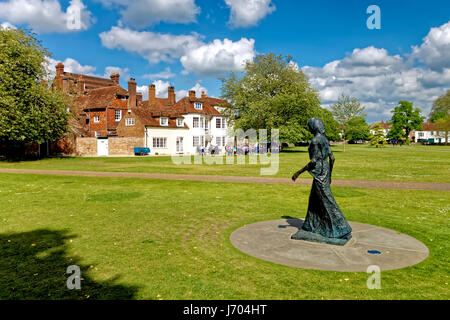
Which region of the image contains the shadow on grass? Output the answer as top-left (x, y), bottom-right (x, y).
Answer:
top-left (0, 229), bottom-right (139, 300)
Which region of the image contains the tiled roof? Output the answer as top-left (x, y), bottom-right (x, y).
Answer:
top-left (73, 85), bottom-right (129, 112)
top-left (132, 108), bottom-right (188, 129)
top-left (66, 73), bottom-right (115, 85)
top-left (141, 99), bottom-right (171, 112)
top-left (421, 121), bottom-right (440, 131)
top-left (173, 97), bottom-right (227, 116)
top-left (202, 96), bottom-right (231, 107)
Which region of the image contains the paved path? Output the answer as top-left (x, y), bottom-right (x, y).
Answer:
top-left (0, 168), bottom-right (449, 191)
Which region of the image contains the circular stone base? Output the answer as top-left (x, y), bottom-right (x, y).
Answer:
top-left (230, 219), bottom-right (429, 272)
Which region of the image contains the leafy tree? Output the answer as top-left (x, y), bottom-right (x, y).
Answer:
top-left (388, 101), bottom-right (424, 144)
top-left (386, 124), bottom-right (404, 141)
top-left (220, 53), bottom-right (337, 143)
top-left (345, 117), bottom-right (371, 142)
top-left (331, 93), bottom-right (366, 151)
top-left (370, 123), bottom-right (387, 148)
top-left (318, 108), bottom-right (340, 141)
top-left (430, 90), bottom-right (450, 145)
top-left (0, 28), bottom-right (68, 156)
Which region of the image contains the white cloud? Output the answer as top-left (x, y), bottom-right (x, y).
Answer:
top-left (0, 22), bottom-right (16, 29)
top-left (100, 26), bottom-right (256, 77)
top-left (0, 0), bottom-right (94, 33)
top-left (411, 21), bottom-right (450, 71)
top-left (180, 38), bottom-right (256, 77)
top-left (97, 0), bottom-right (200, 28)
top-left (100, 26), bottom-right (203, 64)
top-left (137, 81), bottom-right (208, 101)
top-left (137, 80), bottom-right (170, 100)
top-left (143, 67), bottom-right (175, 80)
top-left (225, 0), bottom-right (275, 28)
top-left (176, 82), bottom-right (208, 99)
top-left (45, 58), bottom-right (134, 88)
top-left (104, 66), bottom-right (130, 81)
top-left (136, 85), bottom-right (149, 100)
top-left (44, 57), bottom-right (97, 79)
top-left (302, 36), bottom-right (450, 122)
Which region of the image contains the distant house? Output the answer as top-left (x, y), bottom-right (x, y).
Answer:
top-left (51, 62), bottom-right (232, 156)
top-left (414, 121), bottom-right (448, 144)
top-left (370, 120), bottom-right (391, 137)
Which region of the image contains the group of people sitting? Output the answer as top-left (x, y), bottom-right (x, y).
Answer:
top-left (196, 141), bottom-right (280, 156)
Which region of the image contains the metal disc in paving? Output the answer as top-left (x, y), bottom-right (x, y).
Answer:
top-left (230, 219), bottom-right (429, 272)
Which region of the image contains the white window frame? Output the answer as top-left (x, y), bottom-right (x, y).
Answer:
top-left (193, 136), bottom-right (199, 147)
top-left (115, 109), bottom-right (122, 122)
top-left (93, 116), bottom-right (100, 123)
top-left (125, 118), bottom-right (135, 126)
top-left (177, 118), bottom-right (184, 127)
top-left (193, 117), bottom-right (199, 128)
top-left (160, 117), bottom-right (168, 126)
top-left (153, 137), bottom-right (167, 148)
top-left (176, 137), bottom-right (183, 153)
top-left (216, 136), bottom-right (221, 146)
top-left (194, 102), bottom-right (203, 110)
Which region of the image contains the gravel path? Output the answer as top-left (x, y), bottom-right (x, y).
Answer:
top-left (0, 168), bottom-right (449, 191)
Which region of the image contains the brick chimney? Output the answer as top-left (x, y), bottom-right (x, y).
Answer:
top-left (148, 84), bottom-right (156, 105)
top-left (201, 91), bottom-right (207, 98)
top-left (128, 78), bottom-right (137, 108)
top-left (56, 62), bottom-right (64, 77)
top-left (110, 72), bottom-right (120, 85)
top-left (168, 86), bottom-right (175, 105)
top-left (77, 75), bottom-right (85, 92)
top-left (189, 90), bottom-right (196, 99)
top-left (137, 92), bottom-right (143, 106)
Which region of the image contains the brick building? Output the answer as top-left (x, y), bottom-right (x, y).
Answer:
top-left (52, 62), bottom-right (231, 156)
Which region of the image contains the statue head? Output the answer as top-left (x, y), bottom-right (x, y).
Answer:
top-left (308, 118), bottom-right (326, 135)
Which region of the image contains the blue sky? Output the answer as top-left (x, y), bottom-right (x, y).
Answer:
top-left (1, 0), bottom-right (449, 122)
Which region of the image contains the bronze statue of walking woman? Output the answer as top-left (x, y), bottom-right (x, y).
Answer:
top-left (291, 118), bottom-right (352, 245)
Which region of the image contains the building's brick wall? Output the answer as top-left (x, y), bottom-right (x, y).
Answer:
top-left (107, 108), bottom-right (120, 129)
top-left (116, 110), bottom-right (145, 138)
top-left (109, 137), bottom-right (144, 156)
top-left (76, 137), bottom-right (97, 156)
top-left (85, 109), bottom-right (107, 137)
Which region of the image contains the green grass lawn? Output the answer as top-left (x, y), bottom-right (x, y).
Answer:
top-left (1, 144), bottom-right (449, 183)
top-left (1, 173), bottom-right (448, 300)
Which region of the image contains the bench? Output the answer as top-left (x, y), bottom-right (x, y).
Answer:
top-left (134, 147), bottom-right (150, 156)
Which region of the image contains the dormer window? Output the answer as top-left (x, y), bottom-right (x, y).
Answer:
top-left (177, 118), bottom-right (184, 127)
top-left (194, 102), bottom-right (203, 110)
top-left (160, 117), bottom-right (168, 126)
top-left (93, 116), bottom-right (100, 123)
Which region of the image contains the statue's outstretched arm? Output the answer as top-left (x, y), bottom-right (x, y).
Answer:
top-left (292, 160), bottom-right (316, 182)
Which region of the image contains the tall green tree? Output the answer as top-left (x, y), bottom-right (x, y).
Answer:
top-left (430, 90), bottom-right (450, 145)
top-left (220, 53), bottom-right (336, 142)
top-left (331, 93), bottom-right (366, 151)
top-left (370, 123), bottom-right (387, 148)
top-left (0, 28), bottom-right (68, 154)
top-left (388, 101), bottom-right (424, 144)
top-left (345, 117), bottom-right (371, 142)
